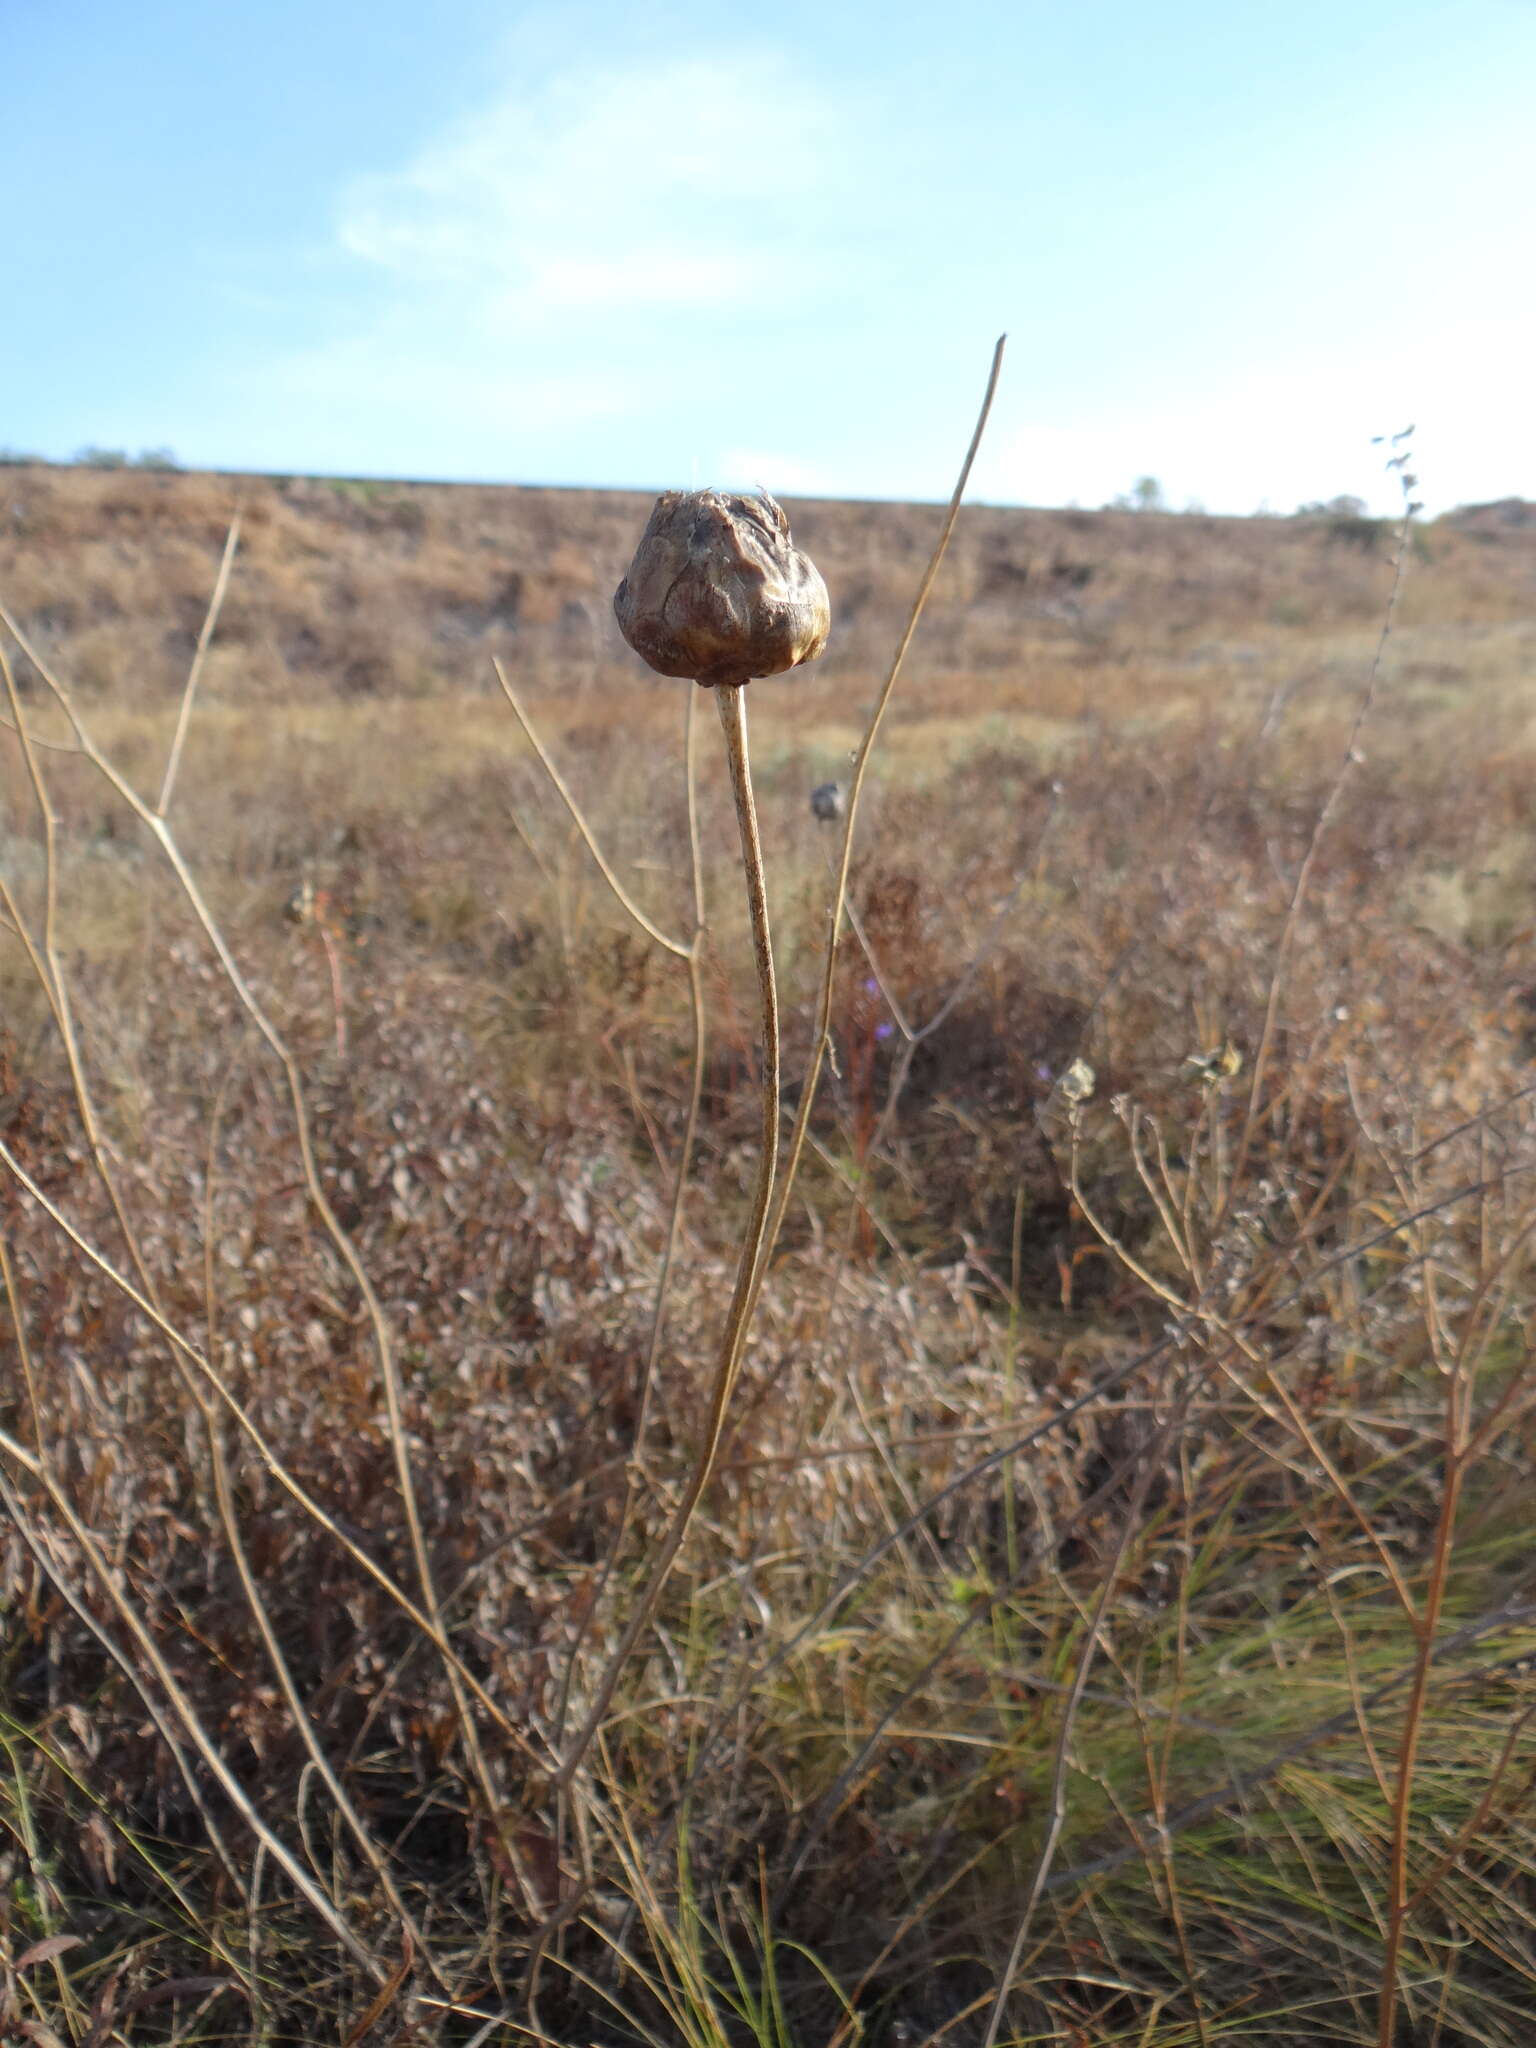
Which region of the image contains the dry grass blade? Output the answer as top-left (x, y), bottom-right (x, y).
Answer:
top-left (0, 1461), bottom-right (378, 1976)
top-left (0, 598), bottom-right (534, 1903)
top-left (750, 331), bottom-right (1005, 1310)
top-left (157, 512), bottom-right (240, 818)
top-left (0, 1132), bottom-right (550, 1767)
top-left (981, 1405), bottom-right (1175, 2048)
top-left (493, 655), bottom-right (690, 958)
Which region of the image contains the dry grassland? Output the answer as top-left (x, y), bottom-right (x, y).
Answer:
top-left (3, 458), bottom-right (1536, 2044)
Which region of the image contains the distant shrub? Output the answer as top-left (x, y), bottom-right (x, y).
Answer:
top-left (1294, 493), bottom-right (1389, 553)
top-left (1325, 509), bottom-right (1389, 551)
top-left (325, 476), bottom-right (391, 504)
top-left (1110, 474), bottom-right (1167, 512)
top-left (70, 445), bottom-right (182, 471)
top-left (1296, 493), bottom-right (1368, 519)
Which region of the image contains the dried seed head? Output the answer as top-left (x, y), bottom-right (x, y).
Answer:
top-left (614, 489), bottom-right (830, 689)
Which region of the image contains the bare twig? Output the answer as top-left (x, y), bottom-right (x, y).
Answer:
top-left (493, 656), bottom-right (689, 958)
top-left (157, 513), bottom-right (240, 818)
top-left (749, 334), bottom-right (1006, 1308)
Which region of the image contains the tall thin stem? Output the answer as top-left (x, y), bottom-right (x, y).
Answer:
top-left (747, 334), bottom-right (1004, 1315)
top-left (554, 681), bottom-right (778, 1790)
top-left (715, 683), bottom-right (781, 1314)
top-left (493, 656), bottom-right (689, 958)
top-left (158, 513), bottom-right (240, 818)
top-left (550, 687), bottom-right (710, 1750)
top-left (634, 684), bottom-right (710, 1453)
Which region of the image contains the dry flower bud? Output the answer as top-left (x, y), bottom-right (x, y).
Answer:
top-left (614, 489), bottom-right (830, 689)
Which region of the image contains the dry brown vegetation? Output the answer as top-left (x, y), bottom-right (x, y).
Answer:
top-left (3, 449), bottom-right (1536, 2046)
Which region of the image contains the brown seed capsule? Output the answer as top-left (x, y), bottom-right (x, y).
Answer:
top-left (614, 488), bottom-right (830, 689)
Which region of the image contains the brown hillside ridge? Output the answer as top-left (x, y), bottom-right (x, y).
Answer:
top-left (1, 460), bottom-right (1532, 707)
top-left (1443, 496), bottom-right (1536, 534)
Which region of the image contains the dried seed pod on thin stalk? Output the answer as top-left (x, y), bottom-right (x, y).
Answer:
top-left (558, 489), bottom-right (827, 1794)
top-left (614, 488), bottom-right (830, 688)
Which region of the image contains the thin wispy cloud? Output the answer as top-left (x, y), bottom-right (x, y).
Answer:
top-left (334, 49), bottom-right (837, 328)
top-left (261, 46), bottom-right (847, 472)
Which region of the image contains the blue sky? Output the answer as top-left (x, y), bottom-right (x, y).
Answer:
top-left (5, 0), bottom-right (1533, 513)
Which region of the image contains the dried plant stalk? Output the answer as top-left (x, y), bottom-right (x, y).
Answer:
top-left (550, 488), bottom-right (826, 1797)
